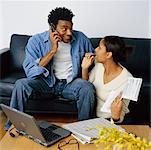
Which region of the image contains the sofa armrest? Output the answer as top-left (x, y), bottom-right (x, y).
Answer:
top-left (0, 48), bottom-right (9, 54)
top-left (0, 48), bottom-right (11, 79)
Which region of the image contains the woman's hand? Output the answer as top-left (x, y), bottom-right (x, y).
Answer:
top-left (111, 93), bottom-right (123, 120)
top-left (82, 53), bottom-right (95, 69)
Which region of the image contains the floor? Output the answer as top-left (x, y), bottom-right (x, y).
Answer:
top-left (0, 110), bottom-right (7, 140)
top-left (0, 110), bottom-right (77, 140)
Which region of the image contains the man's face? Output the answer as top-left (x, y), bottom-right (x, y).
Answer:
top-left (56, 20), bottom-right (73, 43)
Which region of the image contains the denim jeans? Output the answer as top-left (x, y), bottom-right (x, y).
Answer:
top-left (5, 77), bottom-right (96, 130)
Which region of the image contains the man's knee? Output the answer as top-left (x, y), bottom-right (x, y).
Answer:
top-left (76, 79), bottom-right (95, 93)
top-left (74, 78), bottom-right (95, 90)
top-left (75, 79), bottom-right (96, 103)
top-left (14, 78), bottom-right (32, 89)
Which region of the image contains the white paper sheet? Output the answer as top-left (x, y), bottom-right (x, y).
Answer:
top-left (121, 77), bottom-right (142, 101)
top-left (101, 77), bottom-right (142, 113)
top-left (101, 90), bottom-right (119, 113)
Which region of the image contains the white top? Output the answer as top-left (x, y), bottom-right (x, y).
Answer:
top-left (53, 42), bottom-right (72, 79)
top-left (89, 63), bottom-right (133, 122)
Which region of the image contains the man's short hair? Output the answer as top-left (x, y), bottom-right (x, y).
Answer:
top-left (48, 7), bottom-right (74, 27)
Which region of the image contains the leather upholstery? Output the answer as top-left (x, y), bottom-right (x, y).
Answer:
top-left (0, 34), bottom-right (150, 124)
top-left (10, 34), bottom-right (30, 71)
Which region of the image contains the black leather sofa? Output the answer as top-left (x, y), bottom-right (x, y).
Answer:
top-left (0, 34), bottom-right (150, 125)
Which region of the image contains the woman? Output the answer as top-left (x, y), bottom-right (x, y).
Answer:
top-left (82, 36), bottom-right (133, 123)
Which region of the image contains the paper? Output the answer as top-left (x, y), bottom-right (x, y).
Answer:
top-left (71, 134), bottom-right (89, 144)
top-left (63, 117), bottom-right (125, 144)
top-left (101, 77), bottom-right (142, 113)
top-left (121, 77), bottom-right (142, 101)
top-left (101, 91), bottom-right (119, 113)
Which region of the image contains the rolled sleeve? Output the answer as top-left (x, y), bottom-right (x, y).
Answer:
top-left (42, 67), bottom-right (49, 77)
top-left (35, 58), bottom-right (41, 64)
top-left (23, 36), bottom-right (50, 79)
top-left (35, 58), bottom-right (49, 77)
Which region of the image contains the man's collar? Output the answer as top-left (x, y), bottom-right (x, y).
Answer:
top-left (71, 31), bottom-right (76, 43)
top-left (43, 31), bottom-right (50, 43)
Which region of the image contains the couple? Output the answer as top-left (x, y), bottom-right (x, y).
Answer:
top-left (5, 7), bottom-right (132, 130)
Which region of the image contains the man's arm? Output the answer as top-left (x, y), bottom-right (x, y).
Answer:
top-left (23, 30), bottom-right (61, 79)
top-left (39, 30), bottom-right (61, 67)
top-left (39, 49), bottom-right (56, 67)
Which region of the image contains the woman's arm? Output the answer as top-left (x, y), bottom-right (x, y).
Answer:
top-left (81, 53), bottom-right (94, 80)
top-left (111, 94), bottom-right (123, 121)
top-left (111, 94), bottom-right (130, 123)
top-left (82, 68), bottom-right (89, 80)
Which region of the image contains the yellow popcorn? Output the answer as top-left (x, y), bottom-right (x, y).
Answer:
top-left (95, 126), bottom-right (151, 150)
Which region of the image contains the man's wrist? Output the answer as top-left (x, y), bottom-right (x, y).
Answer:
top-left (50, 49), bottom-right (57, 55)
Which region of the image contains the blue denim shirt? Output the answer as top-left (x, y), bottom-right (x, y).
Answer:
top-left (23, 30), bottom-right (94, 87)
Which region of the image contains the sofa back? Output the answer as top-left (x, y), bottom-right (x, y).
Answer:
top-left (90, 38), bottom-right (150, 81)
top-left (10, 34), bottom-right (31, 71)
top-left (10, 34), bottom-right (150, 79)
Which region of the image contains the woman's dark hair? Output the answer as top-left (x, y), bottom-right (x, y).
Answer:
top-left (103, 36), bottom-right (133, 64)
top-left (48, 7), bottom-right (74, 28)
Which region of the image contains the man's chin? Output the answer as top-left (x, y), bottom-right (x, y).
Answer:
top-left (62, 38), bottom-right (71, 43)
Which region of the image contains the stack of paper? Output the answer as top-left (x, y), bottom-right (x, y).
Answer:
top-left (63, 117), bottom-right (125, 144)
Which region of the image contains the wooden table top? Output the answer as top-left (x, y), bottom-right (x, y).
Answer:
top-left (0, 125), bottom-right (150, 150)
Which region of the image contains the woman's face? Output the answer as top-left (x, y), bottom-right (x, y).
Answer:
top-left (95, 39), bottom-right (108, 63)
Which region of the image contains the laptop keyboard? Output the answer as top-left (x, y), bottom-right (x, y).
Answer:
top-left (40, 127), bottom-right (61, 142)
top-left (47, 125), bottom-right (58, 131)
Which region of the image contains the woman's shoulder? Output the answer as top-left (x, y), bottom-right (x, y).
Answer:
top-left (95, 63), bottom-right (103, 68)
top-left (121, 65), bottom-right (133, 78)
top-left (91, 63), bottom-right (103, 73)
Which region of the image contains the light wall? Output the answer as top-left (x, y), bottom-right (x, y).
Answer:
top-left (0, 0), bottom-right (150, 49)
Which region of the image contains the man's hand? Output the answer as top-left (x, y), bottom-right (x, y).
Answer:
top-left (82, 53), bottom-right (95, 69)
top-left (39, 30), bottom-right (62, 67)
top-left (50, 30), bottom-right (62, 54)
top-left (111, 93), bottom-right (123, 120)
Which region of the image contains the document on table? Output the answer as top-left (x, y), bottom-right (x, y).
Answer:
top-left (101, 77), bottom-right (142, 113)
top-left (63, 117), bottom-right (125, 144)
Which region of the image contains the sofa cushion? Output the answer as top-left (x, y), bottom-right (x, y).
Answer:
top-left (0, 71), bottom-right (26, 84)
top-left (120, 38), bottom-right (150, 80)
top-left (0, 71), bottom-right (25, 97)
top-left (90, 38), bottom-right (100, 49)
top-left (25, 97), bottom-right (77, 114)
top-left (10, 34), bottom-right (31, 71)
top-left (0, 82), bottom-right (14, 97)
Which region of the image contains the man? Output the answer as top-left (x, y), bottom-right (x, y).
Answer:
top-left (5, 7), bottom-right (96, 130)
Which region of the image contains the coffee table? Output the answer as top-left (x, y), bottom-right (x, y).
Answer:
top-left (0, 124), bottom-right (150, 150)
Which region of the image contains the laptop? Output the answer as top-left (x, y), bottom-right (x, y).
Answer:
top-left (0, 104), bottom-right (71, 146)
